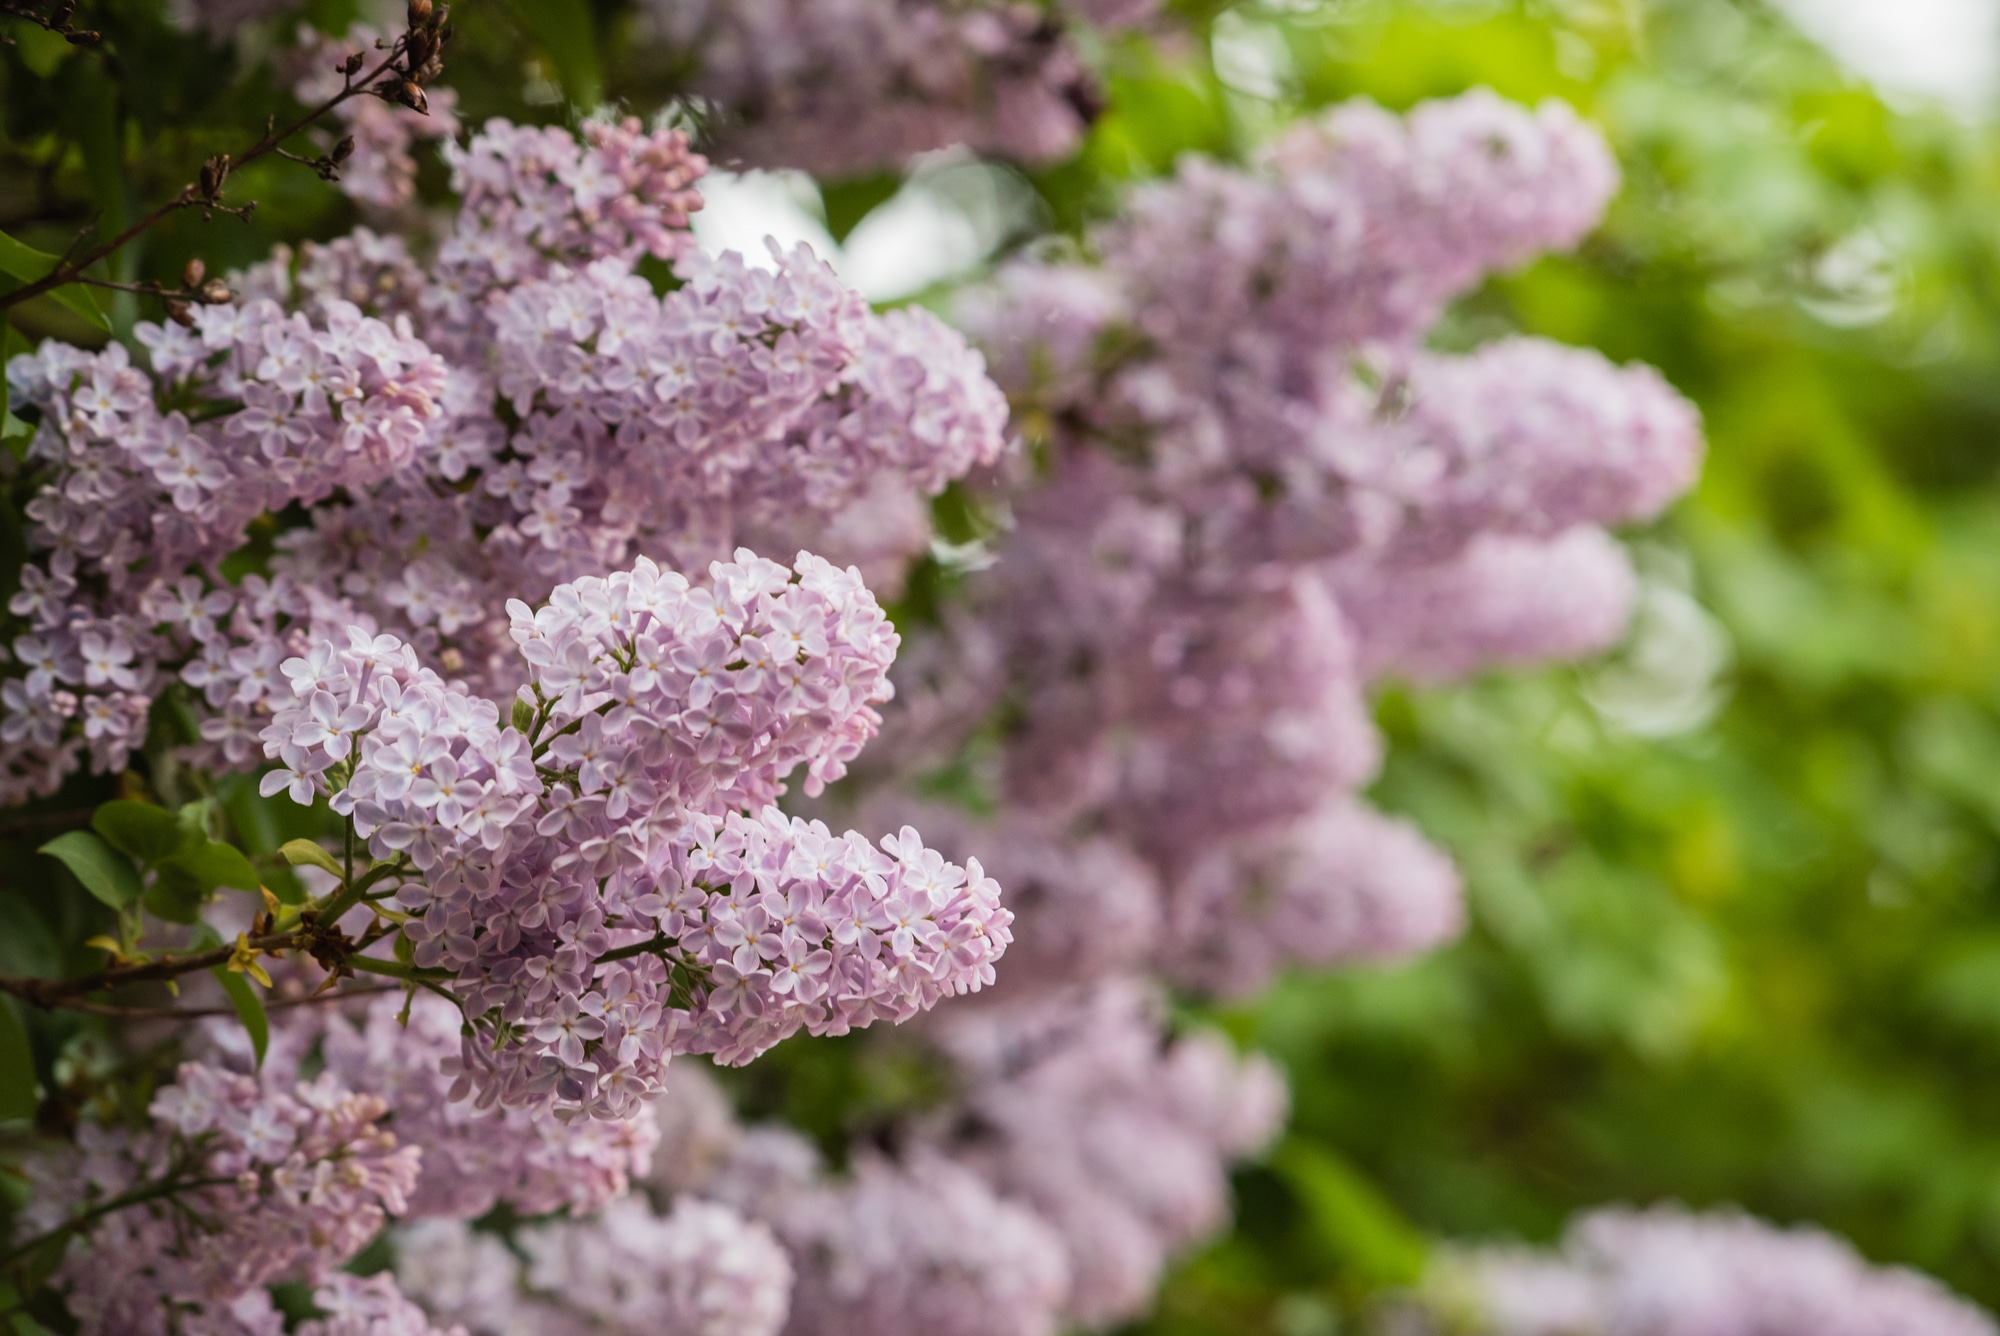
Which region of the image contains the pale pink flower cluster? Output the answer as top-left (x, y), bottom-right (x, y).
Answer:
top-left (256, 552), bottom-right (1008, 1115)
top-left (296, 1274), bottom-right (467, 1336)
top-left (394, 1199), bottom-right (792, 1336)
top-left (0, 296), bottom-right (445, 798)
top-left (920, 981), bottom-right (1288, 1327)
top-left (200, 992), bottom-right (660, 1220)
top-left (0, 115), bottom-right (1007, 805)
top-left (293, 25), bottom-right (461, 211)
top-left (22, 1063), bottom-right (422, 1336)
top-left (1427, 1204), bottom-right (1998, 1336)
top-left (759, 1149), bottom-right (1072, 1336)
top-left (935, 90), bottom-right (1705, 997)
top-left (645, 0), bottom-right (1153, 177)
top-left (622, 985), bottom-right (1281, 1336)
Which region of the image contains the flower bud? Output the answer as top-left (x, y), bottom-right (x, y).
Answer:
top-left (198, 154), bottom-right (230, 201)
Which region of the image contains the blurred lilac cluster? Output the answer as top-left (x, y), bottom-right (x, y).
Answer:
top-left (935, 90), bottom-right (1703, 999)
top-left (1422, 1204), bottom-right (1997, 1336)
top-left (644, 0), bottom-right (1153, 178)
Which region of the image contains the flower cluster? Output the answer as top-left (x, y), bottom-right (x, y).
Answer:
top-left (0, 115), bottom-right (1007, 806)
top-left (0, 294), bottom-right (446, 798)
top-left (201, 991), bottom-right (659, 1220)
top-left (256, 551), bottom-right (1008, 1115)
top-left (929, 90), bottom-right (1704, 997)
top-left (296, 1274), bottom-right (467, 1336)
top-left (395, 1198), bottom-right (792, 1336)
top-left (642, 0), bottom-right (1149, 178)
top-left (746, 1146), bottom-right (1072, 1336)
top-left (20, 1062), bottom-right (422, 1336)
top-left (921, 981), bottom-right (1288, 1326)
top-left (1422, 1204), bottom-right (1999, 1336)
top-left (435, 116), bottom-right (708, 307)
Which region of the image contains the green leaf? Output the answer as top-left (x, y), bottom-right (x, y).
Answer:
top-left (1269, 1141), bottom-right (1428, 1287)
top-left (163, 841), bottom-right (262, 894)
top-left (93, 799), bottom-right (198, 866)
top-left (0, 997), bottom-right (35, 1121)
top-left (208, 966), bottom-right (268, 1070)
top-left (142, 865), bottom-right (207, 924)
top-left (37, 830), bottom-right (142, 909)
top-left (0, 230), bottom-right (109, 332)
top-left (279, 838), bottom-right (345, 880)
top-left (511, 697), bottom-right (535, 732)
top-left (503, 0), bottom-right (601, 107)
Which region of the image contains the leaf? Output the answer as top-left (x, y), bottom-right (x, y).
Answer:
top-left (208, 966), bottom-right (268, 1070)
top-left (163, 841), bottom-right (262, 894)
top-left (0, 231), bottom-right (109, 332)
top-left (279, 838), bottom-right (345, 880)
top-left (93, 799), bottom-right (198, 866)
top-left (0, 997), bottom-right (35, 1121)
top-left (1269, 1141), bottom-right (1428, 1287)
top-left (142, 865), bottom-right (207, 925)
top-left (503, 0), bottom-right (601, 107)
top-left (37, 830), bottom-right (142, 909)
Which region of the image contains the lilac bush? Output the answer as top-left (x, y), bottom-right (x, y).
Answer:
top-left (0, 10), bottom-right (1795, 1330)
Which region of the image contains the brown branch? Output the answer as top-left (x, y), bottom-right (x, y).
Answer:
top-left (52, 982), bottom-right (400, 1019)
top-left (0, 26), bottom-right (431, 316)
top-left (0, 0), bottom-right (100, 46)
top-left (0, 929), bottom-right (303, 1009)
top-left (0, 807), bottom-right (94, 840)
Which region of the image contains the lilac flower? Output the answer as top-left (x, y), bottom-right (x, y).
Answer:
top-left (1427, 1204), bottom-right (1999, 1336)
top-left (23, 1062), bottom-right (422, 1336)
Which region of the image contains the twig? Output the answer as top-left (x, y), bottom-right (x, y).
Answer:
top-left (0, 0), bottom-right (99, 46)
top-left (0, 2), bottom-right (448, 316)
top-left (50, 982), bottom-right (399, 1019)
top-left (0, 808), bottom-right (93, 839)
top-left (0, 930), bottom-right (305, 1009)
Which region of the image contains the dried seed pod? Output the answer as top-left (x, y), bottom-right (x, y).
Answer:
top-left (181, 257), bottom-right (206, 288)
top-left (198, 279), bottom-right (232, 306)
top-left (331, 135), bottom-right (356, 165)
top-left (407, 0), bottom-right (432, 26)
top-left (164, 299), bottom-right (195, 328)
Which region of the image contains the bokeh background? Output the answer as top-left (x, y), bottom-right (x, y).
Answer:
top-left (10, 0), bottom-right (2000, 1330)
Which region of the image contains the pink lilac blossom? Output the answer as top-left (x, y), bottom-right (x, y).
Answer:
top-left (199, 991), bottom-right (659, 1219)
top-left (256, 552), bottom-right (1010, 1117)
top-left (644, 0), bottom-right (1146, 177)
top-left (922, 90), bottom-right (1704, 999)
top-left (1159, 799), bottom-right (1465, 997)
top-left (760, 1147), bottom-right (1072, 1336)
top-left (1427, 1204), bottom-right (1998, 1336)
top-left (0, 116), bottom-right (1008, 803)
top-left (393, 1199), bottom-right (793, 1336)
top-left (0, 293), bottom-right (446, 800)
top-left (921, 981), bottom-right (1288, 1327)
top-left (293, 25), bottom-right (461, 211)
top-left (19, 1062), bottom-right (421, 1336)
top-left (297, 1273), bottom-right (467, 1336)
top-left (1331, 527), bottom-right (1642, 685)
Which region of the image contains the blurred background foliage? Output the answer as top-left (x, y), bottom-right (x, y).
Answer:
top-left (10, 0), bottom-right (2000, 1331)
